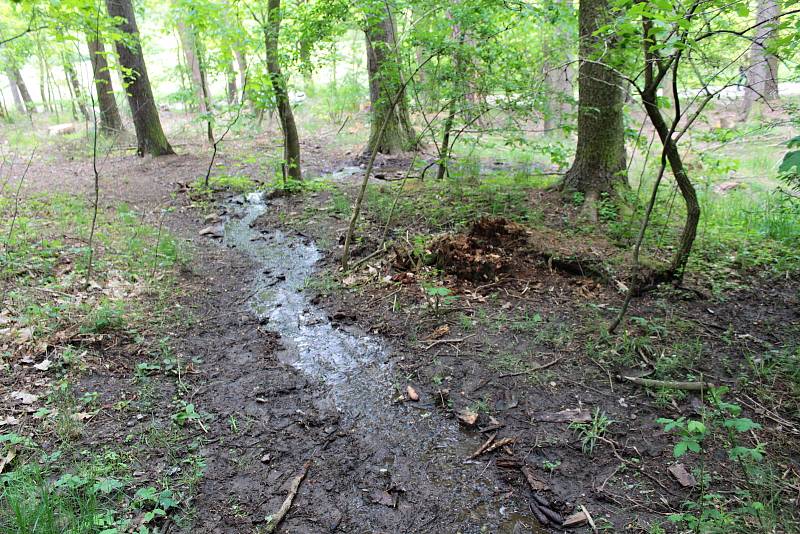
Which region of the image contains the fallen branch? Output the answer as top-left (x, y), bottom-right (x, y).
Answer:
top-left (621, 376), bottom-right (714, 391)
top-left (266, 459), bottom-right (312, 533)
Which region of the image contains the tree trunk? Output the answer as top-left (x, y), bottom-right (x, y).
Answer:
top-left (741, 0), bottom-right (780, 117)
top-left (10, 68), bottom-right (35, 114)
top-left (64, 61), bottom-right (90, 122)
top-left (176, 20), bottom-right (209, 115)
top-left (562, 0), bottom-right (627, 207)
top-left (265, 0), bottom-right (301, 181)
top-left (6, 71), bottom-right (25, 113)
top-left (106, 0), bottom-right (173, 156)
top-left (364, 7), bottom-right (417, 155)
top-left (64, 67), bottom-right (79, 120)
top-left (226, 55), bottom-right (238, 105)
top-left (38, 63), bottom-right (49, 113)
top-left (641, 87), bottom-right (699, 282)
top-left (87, 37), bottom-right (125, 134)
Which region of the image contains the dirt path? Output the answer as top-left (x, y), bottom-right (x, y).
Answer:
top-left (12, 149), bottom-right (541, 532)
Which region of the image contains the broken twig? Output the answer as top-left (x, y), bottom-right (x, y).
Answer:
top-left (266, 460), bottom-right (312, 532)
top-left (467, 434), bottom-right (515, 460)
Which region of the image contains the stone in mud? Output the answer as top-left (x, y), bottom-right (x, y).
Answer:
top-left (199, 224), bottom-right (224, 238)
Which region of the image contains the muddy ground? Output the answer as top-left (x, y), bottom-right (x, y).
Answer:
top-left (3, 127), bottom-right (800, 533)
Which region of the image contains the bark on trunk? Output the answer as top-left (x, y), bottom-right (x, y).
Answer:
top-left (741, 0), bottom-right (780, 117)
top-left (6, 72), bottom-right (25, 113)
top-left (176, 20), bottom-right (209, 115)
top-left (64, 61), bottom-right (90, 121)
top-left (226, 56), bottom-right (238, 105)
top-left (562, 0), bottom-right (627, 202)
top-left (265, 0), bottom-right (302, 181)
top-left (641, 87), bottom-right (699, 282)
top-left (10, 68), bottom-right (36, 114)
top-left (364, 8), bottom-right (417, 155)
top-left (38, 66), bottom-right (49, 113)
top-left (87, 37), bottom-right (125, 134)
top-left (106, 0), bottom-right (173, 156)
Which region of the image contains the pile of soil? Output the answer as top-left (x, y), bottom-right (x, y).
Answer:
top-left (421, 216), bottom-right (622, 287)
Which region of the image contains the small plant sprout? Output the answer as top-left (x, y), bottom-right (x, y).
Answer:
top-left (423, 284), bottom-right (457, 316)
top-left (569, 409), bottom-right (613, 455)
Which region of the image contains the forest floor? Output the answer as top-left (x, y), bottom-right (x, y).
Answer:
top-left (1, 112), bottom-right (799, 533)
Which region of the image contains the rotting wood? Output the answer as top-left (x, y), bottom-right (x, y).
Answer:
top-left (266, 459), bottom-right (312, 533)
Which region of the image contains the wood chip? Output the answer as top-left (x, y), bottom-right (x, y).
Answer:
top-left (406, 385), bottom-right (419, 401)
top-left (668, 463), bottom-right (697, 487)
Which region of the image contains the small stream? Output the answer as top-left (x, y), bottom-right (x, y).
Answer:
top-left (222, 190), bottom-right (540, 533)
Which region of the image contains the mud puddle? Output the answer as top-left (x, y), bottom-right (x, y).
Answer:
top-left (222, 191), bottom-right (540, 533)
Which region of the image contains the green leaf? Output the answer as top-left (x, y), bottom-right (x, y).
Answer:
top-left (687, 420), bottom-right (706, 434)
top-left (735, 3), bottom-right (749, 17)
top-left (135, 486), bottom-right (158, 503)
top-left (56, 473), bottom-right (87, 489)
top-left (674, 441), bottom-right (688, 457)
top-left (93, 478), bottom-right (124, 494)
top-left (779, 150), bottom-right (800, 174)
top-left (787, 135), bottom-right (800, 148)
top-left (723, 417), bottom-right (761, 432)
top-left (687, 440), bottom-right (701, 453)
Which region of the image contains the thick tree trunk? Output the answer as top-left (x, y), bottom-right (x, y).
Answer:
top-left (562, 0), bottom-right (627, 206)
top-left (87, 37), bottom-right (125, 134)
top-left (6, 72), bottom-right (25, 113)
top-left (64, 61), bottom-right (90, 122)
top-left (106, 0), bottom-right (173, 156)
top-left (365, 8), bottom-right (417, 155)
top-left (10, 68), bottom-right (36, 114)
top-left (741, 0), bottom-right (780, 117)
top-left (265, 0), bottom-right (302, 181)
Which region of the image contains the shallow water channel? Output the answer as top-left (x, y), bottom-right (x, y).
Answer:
top-left (222, 191), bottom-right (541, 532)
